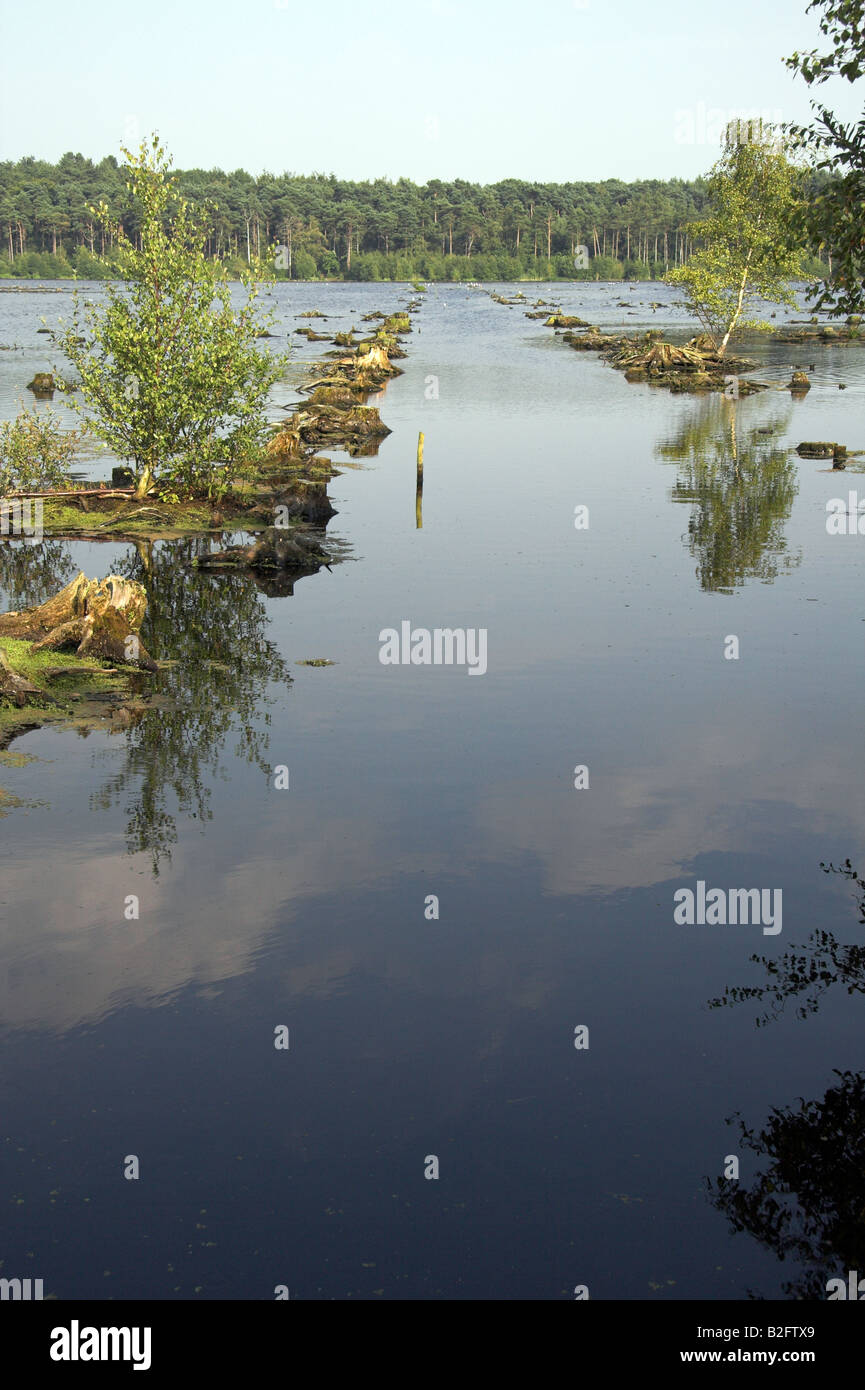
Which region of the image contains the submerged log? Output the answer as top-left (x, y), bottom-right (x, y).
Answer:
top-left (562, 328), bottom-right (622, 352)
top-left (27, 372), bottom-right (55, 395)
top-left (796, 441), bottom-right (843, 458)
top-left (197, 526), bottom-right (330, 573)
top-left (270, 402), bottom-right (391, 456)
top-left (307, 384), bottom-right (368, 407)
top-left (0, 573), bottom-right (157, 670)
top-left (607, 334), bottom-right (762, 392)
top-left (246, 480), bottom-right (337, 527)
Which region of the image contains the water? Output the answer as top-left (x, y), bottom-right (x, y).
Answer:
top-left (0, 282), bottom-right (863, 1300)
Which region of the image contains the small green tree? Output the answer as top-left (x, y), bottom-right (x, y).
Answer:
top-left (666, 123), bottom-right (810, 356)
top-left (0, 407), bottom-right (80, 496)
top-left (786, 0), bottom-right (865, 316)
top-left (54, 137), bottom-right (286, 501)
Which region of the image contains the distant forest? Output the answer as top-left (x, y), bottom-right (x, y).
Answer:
top-left (0, 152), bottom-right (829, 282)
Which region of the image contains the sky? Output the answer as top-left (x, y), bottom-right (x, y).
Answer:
top-left (0, 0), bottom-right (861, 183)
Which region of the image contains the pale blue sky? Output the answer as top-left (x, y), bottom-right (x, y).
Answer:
top-left (0, 0), bottom-right (860, 181)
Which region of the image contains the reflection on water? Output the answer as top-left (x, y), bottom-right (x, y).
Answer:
top-left (708, 863), bottom-right (865, 1300)
top-left (658, 397), bottom-right (801, 592)
top-left (0, 283), bottom-right (863, 1299)
top-left (709, 860), bottom-right (865, 1025)
top-left (0, 536), bottom-right (77, 609)
top-left (104, 538), bottom-right (296, 874)
top-left (710, 1066), bottom-right (865, 1300)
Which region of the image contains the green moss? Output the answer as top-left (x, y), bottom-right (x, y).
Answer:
top-left (1, 636), bottom-right (127, 693)
top-left (0, 639), bottom-right (134, 740)
top-left (0, 748), bottom-right (39, 767)
top-left (42, 499), bottom-right (219, 535)
top-left (0, 785), bottom-right (26, 816)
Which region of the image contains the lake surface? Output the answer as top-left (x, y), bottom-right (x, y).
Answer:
top-left (1, 280), bottom-right (863, 1300)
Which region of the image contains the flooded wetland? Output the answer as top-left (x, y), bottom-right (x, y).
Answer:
top-left (1, 278), bottom-right (863, 1301)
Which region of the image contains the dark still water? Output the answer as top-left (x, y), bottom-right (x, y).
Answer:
top-left (0, 282), bottom-right (863, 1300)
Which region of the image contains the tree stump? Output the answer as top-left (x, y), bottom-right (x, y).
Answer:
top-left (0, 573), bottom-right (157, 670)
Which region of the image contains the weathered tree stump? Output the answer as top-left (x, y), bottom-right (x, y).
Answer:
top-left (0, 573), bottom-right (157, 670)
top-left (346, 343), bottom-right (402, 387)
top-left (27, 372), bottom-right (55, 395)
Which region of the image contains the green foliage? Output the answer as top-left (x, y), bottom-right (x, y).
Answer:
top-left (786, 1), bottom-right (865, 315)
top-left (317, 249), bottom-right (340, 277)
top-left (586, 254), bottom-right (625, 280)
top-left (0, 406), bottom-right (79, 494)
top-left (656, 399), bottom-right (801, 592)
top-left (0, 249), bottom-right (75, 279)
top-left (52, 137), bottom-right (286, 501)
top-left (787, 0), bottom-right (864, 85)
top-left (666, 125), bottom-right (810, 353)
top-left (0, 151), bottom-right (832, 284)
top-left (0, 156), bottom-right (721, 281)
top-left (291, 249), bottom-right (317, 279)
top-left (70, 244), bottom-right (124, 279)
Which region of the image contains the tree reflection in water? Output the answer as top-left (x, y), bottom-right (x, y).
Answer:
top-left (87, 535), bottom-right (299, 874)
top-left (707, 862), bottom-right (865, 1298)
top-left (657, 396), bottom-right (801, 593)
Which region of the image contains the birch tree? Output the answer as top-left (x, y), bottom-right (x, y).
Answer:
top-left (666, 123), bottom-right (809, 356)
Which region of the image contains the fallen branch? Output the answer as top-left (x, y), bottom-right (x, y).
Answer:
top-left (0, 488), bottom-right (136, 501)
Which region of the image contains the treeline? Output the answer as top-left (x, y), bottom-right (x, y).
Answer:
top-left (0, 151), bottom-right (828, 282)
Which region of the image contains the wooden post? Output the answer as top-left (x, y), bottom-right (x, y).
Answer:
top-left (416, 432), bottom-right (424, 529)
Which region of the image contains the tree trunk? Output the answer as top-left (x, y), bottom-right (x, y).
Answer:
top-left (133, 465), bottom-right (154, 500)
top-left (719, 249), bottom-right (754, 358)
top-left (0, 573), bottom-right (157, 670)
